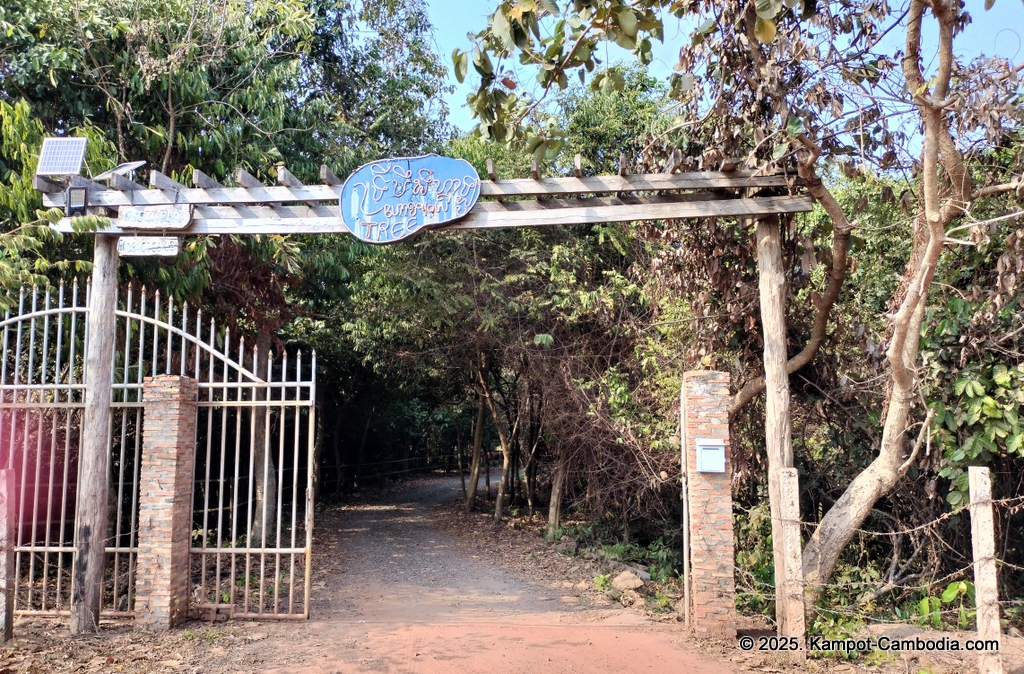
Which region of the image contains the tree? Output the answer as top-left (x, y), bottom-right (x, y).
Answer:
top-left (460, 0), bottom-right (1024, 600)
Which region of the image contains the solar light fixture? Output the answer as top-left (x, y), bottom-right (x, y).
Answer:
top-left (35, 137), bottom-right (87, 177)
top-left (94, 160), bottom-right (146, 182)
top-left (66, 186), bottom-right (88, 217)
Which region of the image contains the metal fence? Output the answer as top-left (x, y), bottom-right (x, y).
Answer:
top-left (1, 283), bottom-right (315, 620)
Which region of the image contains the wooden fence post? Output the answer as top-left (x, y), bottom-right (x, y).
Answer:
top-left (968, 467), bottom-right (1003, 674)
top-left (779, 468), bottom-right (806, 663)
top-left (70, 233), bottom-right (119, 634)
top-left (1, 469), bottom-right (14, 643)
top-left (754, 216), bottom-right (799, 636)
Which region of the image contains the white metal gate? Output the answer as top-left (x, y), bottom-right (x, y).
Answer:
top-left (1, 283), bottom-right (315, 620)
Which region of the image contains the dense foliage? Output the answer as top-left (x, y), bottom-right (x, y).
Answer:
top-left (2, 0), bottom-right (1023, 633)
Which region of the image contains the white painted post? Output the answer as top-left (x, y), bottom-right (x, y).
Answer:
top-left (1, 469), bottom-right (14, 643)
top-left (968, 467), bottom-right (1003, 674)
top-left (779, 468), bottom-right (806, 663)
top-left (70, 233), bottom-right (119, 634)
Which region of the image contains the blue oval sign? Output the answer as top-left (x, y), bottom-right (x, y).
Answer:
top-left (340, 154), bottom-right (480, 244)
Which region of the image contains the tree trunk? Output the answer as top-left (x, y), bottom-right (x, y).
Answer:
top-left (478, 369), bottom-right (516, 523)
top-left (456, 422), bottom-right (466, 500)
top-left (332, 410), bottom-right (344, 493)
top-left (547, 445), bottom-right (568, 538)
top-left (354, 404), bottom-right (374, 488)
top-left (802, 298), bottom-right (927, 598)
top-left (465, 389), bottom-right (486, 512)
top-left (251, 332), bottom-right (278, 549)
top-left (755, 216), bottom-right (797, 632)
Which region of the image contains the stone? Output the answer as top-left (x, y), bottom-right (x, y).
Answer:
top-left (611, 571), bottom-right (644, 592)
top-left (554, 537), bottom-right (578, 554)
top-left (619, 589), bottom-right (640, 607)
top-left (625, 564), bottom-right (651, 581)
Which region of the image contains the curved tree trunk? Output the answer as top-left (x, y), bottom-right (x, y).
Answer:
top-left (546, 445), bottom-right (569, 538)
top-left (465, 389), bottom-right (486, 512)
top-left (802, 0), bottom-right (971, 597)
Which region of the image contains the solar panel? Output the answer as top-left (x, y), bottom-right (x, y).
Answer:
top-left (94, 161), bottom-right (146, 181)
top-left (35, 137), bottom-right (87, 176)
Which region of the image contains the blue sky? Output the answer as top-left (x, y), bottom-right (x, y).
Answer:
top-left (425, 0), bottom-right (1024, 133)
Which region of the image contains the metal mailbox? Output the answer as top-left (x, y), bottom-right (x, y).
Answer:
top-left (695, 438), bottom-right (726, 473)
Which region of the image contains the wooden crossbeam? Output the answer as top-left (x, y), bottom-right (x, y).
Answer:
top-left (104, 173), bottom-right (145, 191)
top-left (42, 170), bottom-right (797, 209)
top-left (52, 194), bottom-right (813, 235)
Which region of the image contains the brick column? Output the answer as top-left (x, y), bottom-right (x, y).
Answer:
top-left (683, 371), bottom-right (736, 639)
top-left (135, 375), bottom-right (198, 629)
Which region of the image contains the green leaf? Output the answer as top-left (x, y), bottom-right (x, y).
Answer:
top-left (452, 50), bottom-right (468, 83)
top-left (492, 9), bottom-right (513, 48)
top-left (772, 141), bottom-right (790, 160)
top-left (538, 0), bottom-right (559, 15)
top-left (754, 17), bottom-right (777, 44)
top-left (617, 9), bottom-right (638, 37)
top-left (947, 490), bottom-right (963, 506)
top-left (941, 582), bottom-right (960, 603)
top-left (786, 116), bottom-right (804, 137)
top-left (755, 0), bottom-right (783, 19)
top-left (698, 18), bottom-right (717, 33)
top-left (534, 333), bottom-right (554, 347)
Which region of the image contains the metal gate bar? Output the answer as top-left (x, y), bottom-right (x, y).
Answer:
top-left (114, 288), bottom-right (315, 619)
top-left (3, 283), bottom-right (315, 620)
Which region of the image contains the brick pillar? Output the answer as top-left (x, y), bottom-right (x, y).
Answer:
top-left (683, 371), bottom-right (736, 639)
top-left (135, 375), bottom-right (198, 629)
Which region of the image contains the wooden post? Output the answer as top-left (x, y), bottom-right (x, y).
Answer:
top-left (680, 380), bottom-right (691, 628)
top-left (779, 468), bottom-right (806, 662)
top-left (1, 469), bottom-right (14, 643)
top-left (968, 467), bottom-right (1003, 674)
top-left (70, 233), bottom-right (119, 634)
top-left (754, 216), bottom-right (798, 635)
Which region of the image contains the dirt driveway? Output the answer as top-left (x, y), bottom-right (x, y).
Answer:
top-left (206, 477), bottom-right (731, 674)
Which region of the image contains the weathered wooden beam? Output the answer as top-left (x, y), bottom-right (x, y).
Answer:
top-left (193, 169), bottom-right (222, 189)
top-left (52, 195), bottom-right (814, 235)
top-left (42, 170), bottom-right (799, 209)
top-left (277, 167), bottom-right (318, 207)
top-left (150, 170), bottom-right (187, 191)
top-left (1, 469), bottom-right (13, 643)
top-left (234, 167), bottom-right (263, 189)
top-left (969, 467), bottom-right (1004, 674)
top-left (319, 165), bottom-right (342, 186)
top-left (33, 174), bottom-right (64, 194)
top-left (71, 234), bottom-right (118, 633)
top-left (104, 173), bottom-right (145, 191)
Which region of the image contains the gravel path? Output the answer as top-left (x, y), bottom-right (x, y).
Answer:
top-left (205, 476), bottom-right (732, 674)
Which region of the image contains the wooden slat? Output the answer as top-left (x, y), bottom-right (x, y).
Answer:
top-left (443, 195), bottom-right (814, 230)
top-left (320, 165), bottom-right (342, 186)
top-left (41, 171), bottom-right (797, 208)
top-left (192, 169), bottom-right (222, 189)
top-left (104, 173), bottom-right (145, 191)
top-left (480, 171), bottom-right (790, 196)
top-left (33, 175), bottom-right (64, 194)
top-left (51, 195), bottom-right (814, 235)
top-left (234, 167), bottom-right (263, 188)
top-left (149, 170), bottom-right (186, 191)
top-left (42, 184), bottom-right (338, 209)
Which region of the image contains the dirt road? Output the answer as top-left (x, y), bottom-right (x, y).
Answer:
top-left (208, 477), bottom-right (731, 674)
